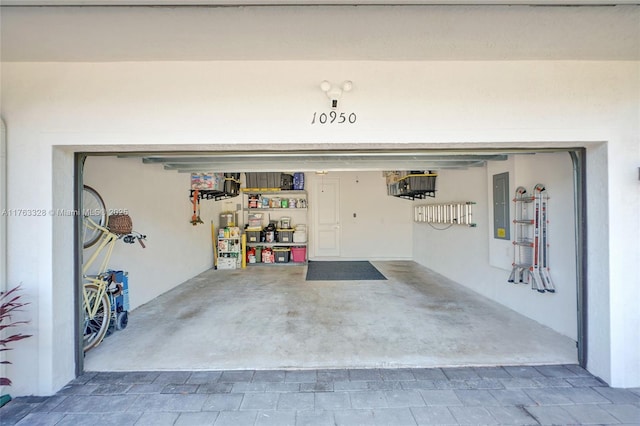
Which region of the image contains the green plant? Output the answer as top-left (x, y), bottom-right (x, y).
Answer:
top-left (0, 285), bottom-right (32, 387)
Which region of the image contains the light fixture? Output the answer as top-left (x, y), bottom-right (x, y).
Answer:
top-left (320, 80), bottom-right (353, 109)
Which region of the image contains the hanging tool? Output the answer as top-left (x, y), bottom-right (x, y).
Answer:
top-left (190, 190), bottom-right (204, 226)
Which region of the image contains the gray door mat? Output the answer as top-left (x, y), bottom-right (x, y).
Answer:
top-left (305, 261), bottom-right (387, 281)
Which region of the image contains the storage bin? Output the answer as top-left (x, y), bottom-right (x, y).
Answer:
top-left (293, 172), bottom-right (305, 190)
top-left (291, 246), bottom-right (306, 263)
top-left (191, 172), bottom-right (224, 191)
top-left (293, 231), bottom-right (307, 243)
top-left (248, 213), bottom-right (263, 228)
top-left (223, 178), bottom-right (240, 195)
top-left (399, 173), bottom-right (437, 193)
top-left (219, 212), bottom-right (235, 228)
top-left (273, 247), bottom-right (290, 263)
top-left (245, 230), bottom-right (261, 243)
top-left (245, 172), bottom-right (282, 189)
top-left (293, 225), bottom-right (307, 243)
top-left (280, 173), bottom-right (293, 190)
top-left (277, 229), bottom-right (294, 243)
top-left (217, 257), bottom-right (237, 270)
top-left (280, 217), bottom-right (291, 228)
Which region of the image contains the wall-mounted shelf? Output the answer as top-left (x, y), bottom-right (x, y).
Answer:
top-left (246, 208), bottom-right (307, 212)
top-left (190, 189), bottom-right (239, 201)
top-left (246, 242), bottom-right (305, 248)
top-left (190, 172), bottom-right (241, 201)
top-left (386, 172), bottom-right (437, 200)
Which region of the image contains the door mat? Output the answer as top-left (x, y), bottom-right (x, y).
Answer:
top-left (305, 261), bottom-right (387, 281)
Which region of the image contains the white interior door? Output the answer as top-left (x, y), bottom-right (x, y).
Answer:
top-left (313, 176), bottom-right (340, 258)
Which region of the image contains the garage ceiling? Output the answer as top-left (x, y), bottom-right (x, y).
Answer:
top-left (137, 151), bottom-right (510, 172)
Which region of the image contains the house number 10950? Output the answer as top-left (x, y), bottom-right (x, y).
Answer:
top-left (311, 111), bottom-right (357, 124)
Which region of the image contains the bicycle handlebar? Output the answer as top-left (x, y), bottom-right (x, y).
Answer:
top-left (122, 232), bottom-right (146, 248)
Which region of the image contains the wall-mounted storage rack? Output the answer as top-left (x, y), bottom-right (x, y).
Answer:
top-left (386, 172), bottom-right (437, 200)
top-left (414, 202), bottom-right (477, 227)
top-left (189, 189), bottom-right (239, 201)
top-left (189, 172), bottom-right (241, 201)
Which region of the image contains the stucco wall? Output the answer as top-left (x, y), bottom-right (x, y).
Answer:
top-left (1, 60), bottom-right (638, 395)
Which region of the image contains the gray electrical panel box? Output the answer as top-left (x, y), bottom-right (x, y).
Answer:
top-left (493, 172), bottom-right (510, 240)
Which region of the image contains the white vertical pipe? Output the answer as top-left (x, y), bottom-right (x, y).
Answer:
top-left (0, 118), bottom-right (6, 292)
top-left (0, 118), bottom-right (7, 397)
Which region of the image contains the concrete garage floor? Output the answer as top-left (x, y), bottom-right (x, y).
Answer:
top-left (84, 261), bottom-right (577, 371)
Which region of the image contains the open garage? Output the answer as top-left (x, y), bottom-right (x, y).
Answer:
top-left (80, 149), bottom-right (579, 372)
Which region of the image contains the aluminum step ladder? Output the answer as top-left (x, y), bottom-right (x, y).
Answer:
top-left (508, 184), bottom-right (555, 293)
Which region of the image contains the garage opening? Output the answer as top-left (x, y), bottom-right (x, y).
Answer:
top-left (76, 148), bottom-right (585, 373)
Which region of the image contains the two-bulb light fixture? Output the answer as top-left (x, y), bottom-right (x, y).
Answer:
top-left (320, 80), bottom-right (353, 109)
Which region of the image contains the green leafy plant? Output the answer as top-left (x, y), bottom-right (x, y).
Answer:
top-left (1, 285), bottom-right (32, 387)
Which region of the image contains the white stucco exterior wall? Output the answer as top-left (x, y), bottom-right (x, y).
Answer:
top-left (0, 60), bottom-right (638, 395)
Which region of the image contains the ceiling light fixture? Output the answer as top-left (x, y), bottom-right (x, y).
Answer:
top-left (320, 80), bottom-right (353, 109)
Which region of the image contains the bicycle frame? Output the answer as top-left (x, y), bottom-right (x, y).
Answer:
top-left (82, 217), bottom-right (118, 320)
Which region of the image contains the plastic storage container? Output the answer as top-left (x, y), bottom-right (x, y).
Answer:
top-left (217, 256), bottom-right (237, 270)
top-left (273, 247), bottom-right (290, 263)
top-left (191, 172), bottom-right (225, 191)
top-left (219, 212), bottom-right (236, 228)
top-left (280, 217), bottom-right (291, 228)
top-left (293, 172), bottom-right (305, 190)
top-left (280, 173), bottom-right (293, 190)
top-left (291, 246), bottom-right (307, 263)
top-left (245, 230), bottom-right (261, 243)
top-left (248, 213), bottom-right (263, 228)
top-left (277, 229), bottom-right (294, 243)
top-left (293, 224), bottom-right (307, 243)
top-left (245, 172), bottom-right (282, 189)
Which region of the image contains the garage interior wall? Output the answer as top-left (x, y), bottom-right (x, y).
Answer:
top-left (306, 172), bottom-right (413, 260)
top-left (83, 156), bottom-right (218, 310)
top-left (82, 158), bottom-right (415, 310)
top-left (1, 59), bottom-right (638, 395)
top-left (413, 153), bottom-right (577, 340)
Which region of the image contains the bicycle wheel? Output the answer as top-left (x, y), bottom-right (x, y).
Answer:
top-left (83, 185), bottom-right (107, 249)
top-left (82, 284), bottom-right (111, 352)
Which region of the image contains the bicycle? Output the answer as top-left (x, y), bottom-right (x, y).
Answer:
top-left (82, 188), bottom-right (145, 352)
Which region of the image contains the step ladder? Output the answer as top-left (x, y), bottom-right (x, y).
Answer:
top-left (508, 184), bottom-right (555, 293)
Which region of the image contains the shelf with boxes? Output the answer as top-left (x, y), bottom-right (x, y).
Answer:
top-left (242, 184), bottom-right (308, 266)
top-left (216, 226), bottom-right (242, 270)
top-left (247, 245), bottom-right (307, 265)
